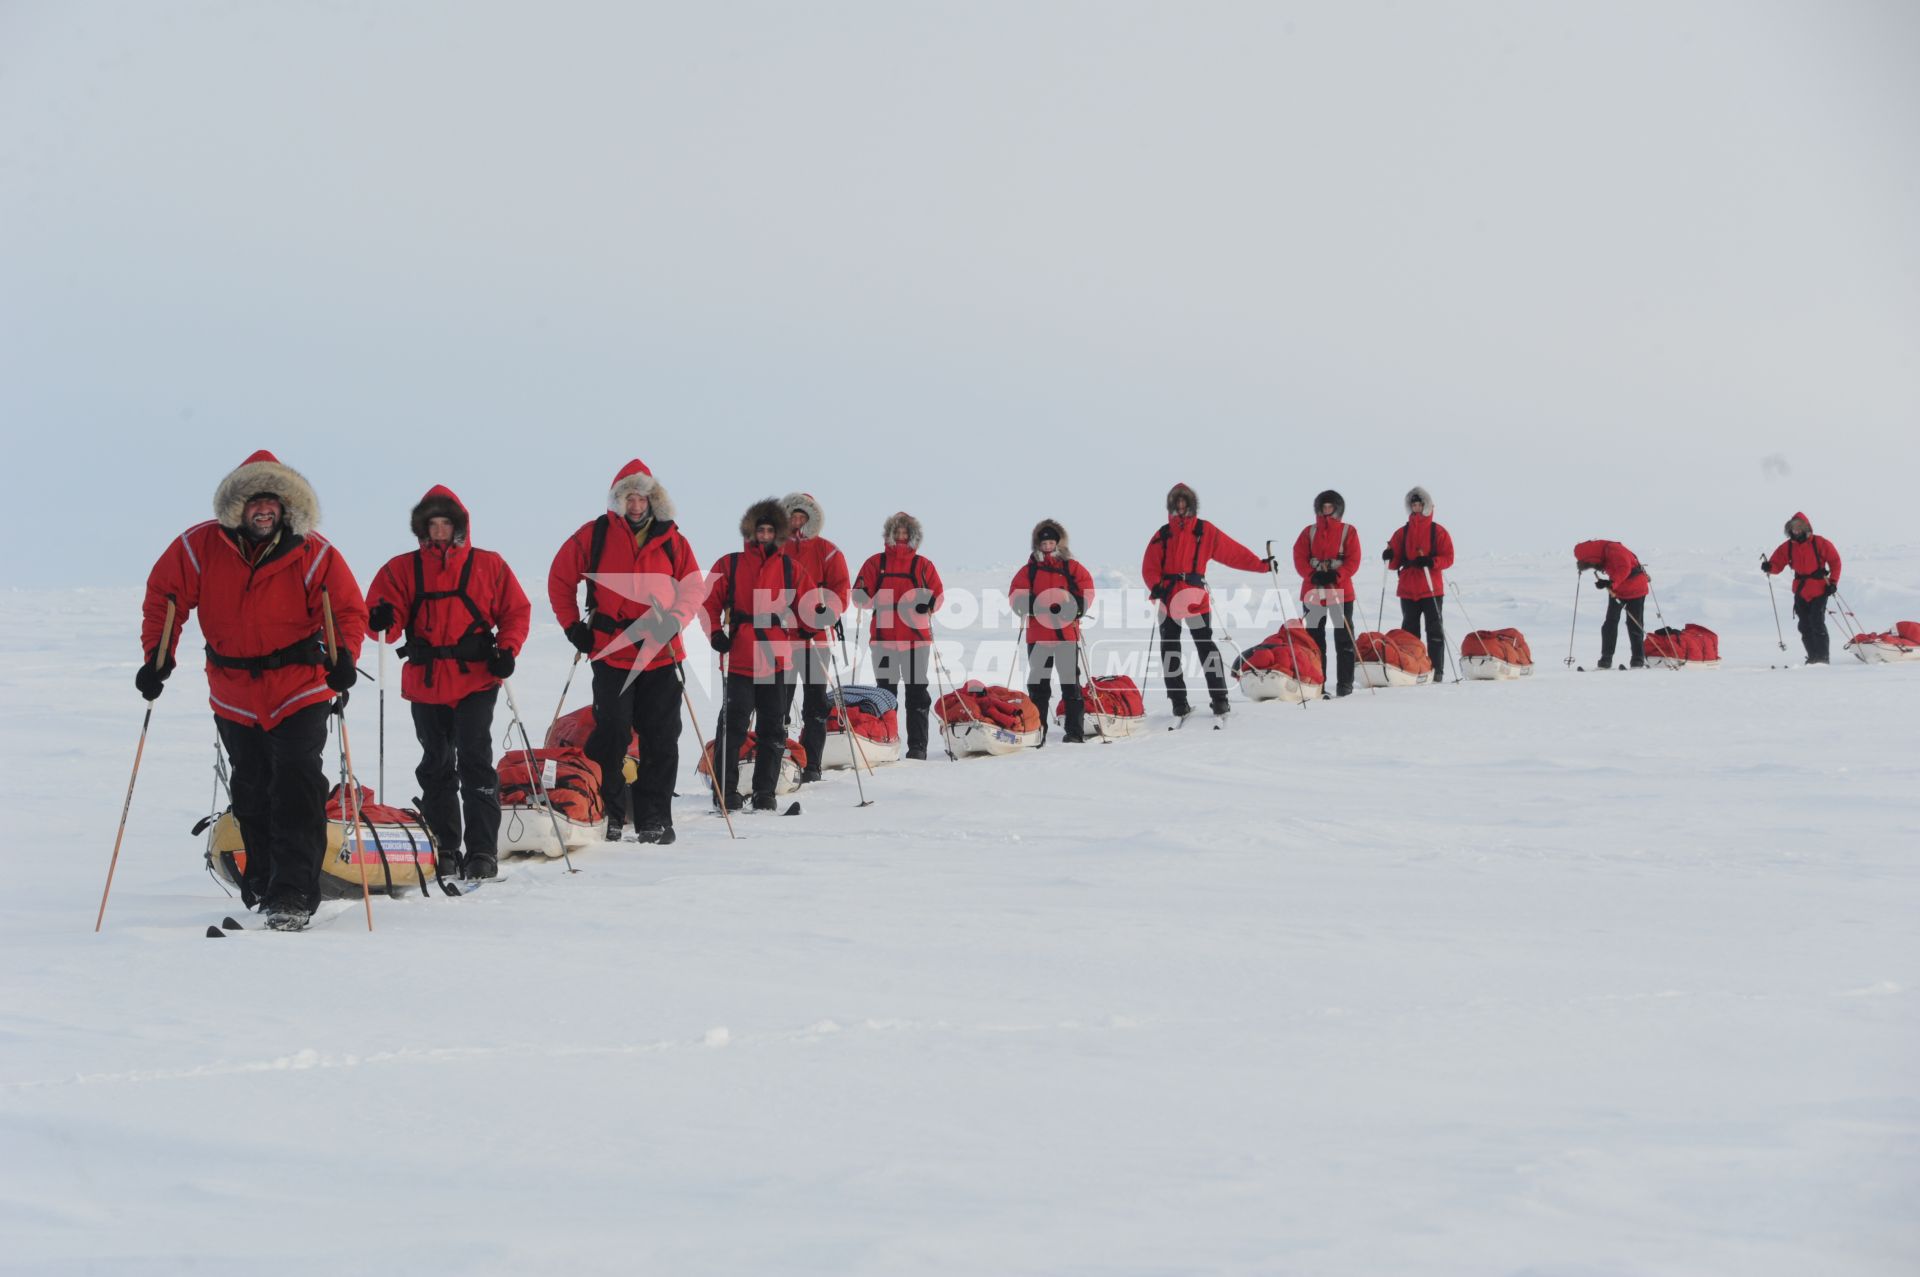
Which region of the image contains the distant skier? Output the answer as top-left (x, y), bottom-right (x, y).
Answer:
top-left (137, 450), bottom-right (367, 931)
top-left (1763, 512), bottom-right (1842, 665)
top-left (1293, 490), bottom-right (1362, 696)
top-left (548, 460), bottom-right (704, 844)
top-left (851, 512), bottom-right (945, 760)
top-left (1381, 486), bottom-right (1455, 680)
top-left (365, 486), bottom-right (531, 880)
top-left (1143, 483), bottom-right (1273, 722)
top-left (1009, 519), bottom-right (1096, 744)
top-left (781, 492), bottom-right (850, 783)
top-left (1573, 539), bottom-right (1650, 669)
top-left (702, 499), bottom-right (802, 811)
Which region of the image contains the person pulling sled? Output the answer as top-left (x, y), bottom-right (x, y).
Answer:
top-left (782, 492), bottom-right (850, 782)
top-left (1009, 519), bottom-right (1095, 744)
top-left (1573, 539), bottom-right (1651, 668)
top-left (1381, 486), bottom-right (1455, 681)
top-left (703, 500), bottom-right (802, 811)
top-left (1763, 512), bottom-right (1842, 665)
top-left (1293, 490), bottom-right (1363, 696)
top-left (1142, 483), bottom-right (1272, 722)
top-left (851, 512), bottom-right (945, 759)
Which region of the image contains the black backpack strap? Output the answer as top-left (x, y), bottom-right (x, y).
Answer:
top-left (583, 514), bottom-right (612, 617)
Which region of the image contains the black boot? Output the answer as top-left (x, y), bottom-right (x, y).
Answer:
top-left (1029, 687), bottom-right (1051, 748)
top-left (750, 792), bottom-right (777, 812)
top-left (1063, 695), bottom-right (1087, 743)
top-left (463, 852), bottom-right (498, 880)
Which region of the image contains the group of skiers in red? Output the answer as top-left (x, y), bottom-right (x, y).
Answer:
top-left (137, 451), bottom-right (1845, 931)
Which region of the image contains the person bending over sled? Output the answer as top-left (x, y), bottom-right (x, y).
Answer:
top-left (1010, 519), bottom-right (1096, 744)
top-left (851, 512), bottom-right (945, 760)
top-left (138, 450), bottom-right (367, 931)
top-left (548, 460), bottom-right (704, 845)
top-left (366, 486), bottom-right (531, 880)
top-left (703, 500), bottom-right (802, 811)
top-left (1294, 490), bottom-right (1363, 696)
top-left (1763, 512), bottom-right (1842, 665)
top-left (1574, 539), bottom-right (1650, 669)
top-left (781, 492), bottom-right (850, 783)
top-left (1143, 483), bottom-right (1272, 722)
top-left (1381, 486), bottom-right (1455, 681)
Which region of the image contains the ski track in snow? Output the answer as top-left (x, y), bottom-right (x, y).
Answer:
top-left (2, 553), bottom-right (1917, 1276)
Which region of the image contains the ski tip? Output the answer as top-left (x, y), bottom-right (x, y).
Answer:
top-left (782, 802), bottom-right (802, 816)
top-left (205, 925), bottom-right (226, 938)
top-left (221, 917), bottom-right (243, 931)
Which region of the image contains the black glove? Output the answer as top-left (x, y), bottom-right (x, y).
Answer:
top-left (710, 630), bottom-right (732, 654)
top-left (1147, 581), bottom-right (1170, 603)
top-left (1593, 577), bottom-right (1611, 591)
top-left (1262, 555), bottom-right (1278, 571)
top-left (1824, 582), bottom-right (1838, 597)
top-left (367, 601), bottom-right (396, 634)
top-left (134, 652), bottom-right (172, 701)
top-left (1759, 556), bottom-right (1771, 575)
top-left (486, 648), bottom-right (515, 678)
top-left (1411, 556), bottom-right (1434, 570)
top-left (565, 621), bottom-right (594, 654)
top-left (1380, 548), bottom-right (1394, 563)
top-left (1311, 569), bottom-right (1338, 587)
top-left (326, 656), bottom-right (358, 692)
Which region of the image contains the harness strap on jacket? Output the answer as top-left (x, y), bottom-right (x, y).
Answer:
top-left (402, 550), bottom-right (491, 686)
top-left (205, 635), bottom-right (326, 676)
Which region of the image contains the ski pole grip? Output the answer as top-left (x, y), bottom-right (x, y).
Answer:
top-left (156, 598), bottom-right (177, 669)
top-left (321, 589), bottom-right (339, 665)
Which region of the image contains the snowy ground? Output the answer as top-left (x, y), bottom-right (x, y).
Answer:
top-left (3, 551), bottom-right (1916, 1275)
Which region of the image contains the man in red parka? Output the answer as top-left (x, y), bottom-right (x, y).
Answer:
top-left (1574, 539), bottom-right (1651, 668)
top-left (1381, 485), bottom-right (1456, 681)
top-left (851, 512), bottom-right (945, 759)
top-left (1763, 512), bottom-right (1842, 665)
top-left (782, 492), bottom-right (850, 783)
top-left (366, 486), bottom-right (531, 879)
top-left (1010, 519), bottom-right (1096, 744)
top-left (1144, 483), bottom-right (1272, 722)
top-left (702, 499), bottom-right (801, 810)
top-left (549, 460), bottom-right (705, 844)
top-left (1293, 489), bottom-right (1363, 697)
top-left (138, 450), bottom-right (366, 930)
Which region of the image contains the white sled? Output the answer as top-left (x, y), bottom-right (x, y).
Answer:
top-left (817, 732), bottom-right (902, 770)
top-left (1460, 655), bottom-right (1533, 681)
top-left (942, 720), bottom-right (1042, 757)
top-left (1645, 657), bottom-right (1721, 671)
top-left (1353, 661), bottom-right (1432, 688)
top-left (498, 805), bottom-right (605, 858)
top-left (1849, 640), bottom-right (1920, 665)
top-left (1085, 710), bottom-right (1147, 739)
top-left (1235, 669), bottom-right (1323, 703)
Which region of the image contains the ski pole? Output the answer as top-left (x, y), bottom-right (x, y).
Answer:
top-left (1565, 569), bottom-right (1583, 667)
top-left (502, 678), bottom-right (579, 872)
top-left (322, 590), bottom-right (375, 930)
top-left (1328, 590), bottom-right (1375, 697)
top-left (1421, 566), bottom-right (1466, 685)
top-left (1264, 540), bottom-right (1311, 709)
top-left (824, 645), bottom-right (876, 805)
top-left (97, 598), bottom-right (175, 931)
top-left (377, 641), bottom-right (387, 796)
top-left (547, 650), bottom-right (582, 742)
top-left (1830, 587), bottom-right (1863, 640)
top-left (677, 660), bottom-right (736, 840)
top-left (1764, 564), bottom-right (1787, 651)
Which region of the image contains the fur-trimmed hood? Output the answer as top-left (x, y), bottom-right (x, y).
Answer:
top-left (213, 449), bottom-right (320, 537)
top-left (883, 511), bottom-right (923, 549)
top-left (607, 458), bottom-right (676, 522)
top-left (782, 491), bottom-right (825, 537)
top-left (1166, 483), bottom-right (1198, 516)
top-left (1785, 511), bottom-right (1813, 540)
top-left (410, 484), bottom-right (470, 544)
top-left (1405, 486), bottom-right (1433, 514)
top-left (740, 497), bottom-right (791, 545)
top-left (1030, 518), bottom-right (1071, 560)
top-left (1314, 489), bottom-right (1346, 519)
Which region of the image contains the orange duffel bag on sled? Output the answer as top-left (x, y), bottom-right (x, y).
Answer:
top-left (1460, 628), bottom-right (1534, 680)
top-left (1354, 628), bottom-right (1434, 687)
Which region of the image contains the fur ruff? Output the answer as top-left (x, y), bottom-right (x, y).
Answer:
top-left (1030, 518), bottom-right (1072, 560)
top-left (1785, 513), bottom-right (1812, 539)
top-left (1405, 486), bottom-right (1433, 514)
top-left (213, 455), bottom-right (320, 537)
top-left (883, 511), bottom-right (923, 549)
top-left (782, 492), bottom-right (825, 537)
top-left (741, 498), bottom-right (792, 544)
top-left (1314, 489), bottom-right (1346, 519)
top-left (608, 468), bottom-right (676, 522)
top-left (1166, 483), bottom-right (1199, 516)
top-left (410, 490), bottom-right (468, 543)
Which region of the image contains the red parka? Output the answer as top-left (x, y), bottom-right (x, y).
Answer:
top-left (367, 486), bottom-right (533, 707)
top-left (1009, 553), bottom-right (1096, 643)
top-left (781, 494), bottom-right (851, 647)
top-left (1143, 515), bottom-right (1266, 620)
top-left (1765, 513), bottom-right (1842, 603)
top-left (1293, 516), bottom-right (1363, 605)
top-left (1573, 540), bottom-right (1650, 600)
top-left (1384, 514), bottom-right (1455, 601)
top-left (142, 450), bottom-right (367, 731)
top-left (703, 539), bottom-right (802, 679)
top-left (548, 460), bottom-right (705, 672)
top-left (852, 543), bottom-right (945, 648)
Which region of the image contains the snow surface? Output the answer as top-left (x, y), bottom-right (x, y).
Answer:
top-left (3, 551), bottom-right (1916, 1275)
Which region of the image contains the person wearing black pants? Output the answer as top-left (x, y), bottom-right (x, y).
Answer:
top-left (1764, 512), bottom-right (1842, 665)
top-left (411, 687), bottom-right (500, 872)
top-left (726, 670), bottom-right (792, 800)
top-left (216, 702), bottom-right (332, 914)
top-left (1305, 603), bottom-right (1357, 693)
top-left (1793, 593), bottom-right (1832, 664)
top-left (853, 512), bottom-right (946, 760)
top-left (1383, 486), bottom-right (1455, 680)
top-left (871, 646), bottom-right (933, 758)
top-left (702, 499), bottom-right (803, 811)
top-left (1400, 597), bottom-right (1446, 676)
top-left (586, 661), bottom-right (683, 832)
top-left (1599, 594), bottom-right (1647, 668)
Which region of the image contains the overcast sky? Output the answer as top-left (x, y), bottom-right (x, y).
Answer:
top-left (3, 1), bottom-right (1916, 593)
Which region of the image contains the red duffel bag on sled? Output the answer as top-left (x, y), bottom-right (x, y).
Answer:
top-left (1460, 628), bottom-right (1533, 680)
top-left (1354, 628), bottom-right (1434, 687)
top-left (1644, 623), bottom-right (1720, 669)
top-left (1233, 621), bottom-right (1324, 703)
top-left (935, 681), bottom-right (1043, 756)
